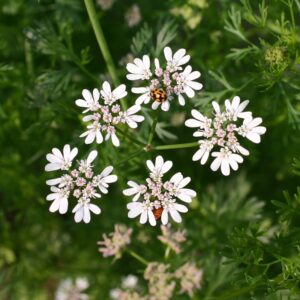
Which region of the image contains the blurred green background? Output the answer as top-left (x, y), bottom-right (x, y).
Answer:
top-left (1, 0), bottom-right (300, 299)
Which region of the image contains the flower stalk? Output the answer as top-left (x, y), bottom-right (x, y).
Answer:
top-left (154, 142), bottom-right (199, 151)
top-left (83, 0), bottom-right (127, 110)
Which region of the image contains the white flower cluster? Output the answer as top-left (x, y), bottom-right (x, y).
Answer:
top-left (45, 144), bottom-right (117, 223)
top-left (55, 277), bottom-right (89, 300)
top-left (76, 81), bottom-right (144, 147)
top-left (185, 96), bottom-right (267, 176)
top-left (123, 156), bottom-right (196, 226)
top-left (126, 47), bottom-right (203, 111)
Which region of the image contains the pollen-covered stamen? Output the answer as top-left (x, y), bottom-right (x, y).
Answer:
top-left (150, 88), bottom-right (168, 103)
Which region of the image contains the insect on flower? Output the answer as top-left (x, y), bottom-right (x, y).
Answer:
top-left (123, 156), bottom-right (196, 226)
top-left (126, 47), bottom-right (203, 111)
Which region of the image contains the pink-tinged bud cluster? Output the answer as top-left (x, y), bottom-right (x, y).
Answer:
top-left (76, 82), bottom-right (144, 147)
top-left (45, 148), bottom-right (117, 223)
top-left (127, 47), bottom-right (203, 111)
top-left (185, 96), bottom-right (266, 176)
top-left (123, 156), bottom-right (196, 226)
top-left (98, 224), bottom-right (132, 259)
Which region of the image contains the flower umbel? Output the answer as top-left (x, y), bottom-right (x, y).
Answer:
top-left (158, 225), bottom-right (187, 254)
top-left (126, 47), bottom-right (203, 111)
top-left (76, 82), bottom-right (144, 147)
top-left (55, 277), bottom-right (89, 300)
top-left (98, 224), bottom-right (132, 259)
top-left (123, 156), bottom-right (196, 226)
top-left (45, 147), bottom-right (117, 223)
top-left (185, 96), bottom-right (266, 176)
top-left (174, 262), bottom-right (203, 297)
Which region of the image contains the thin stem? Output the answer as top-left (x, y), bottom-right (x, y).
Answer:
top-left (154, 142), bottom-right (199, 151)
top-left (147, 115), bottom-right (158, 146)
top-left (127, 250), bottom-right (148, 266)
top-left (83, 0), bottom-right (127, 110)
top-left (116, 127), bottom-right (145, 147)
top-left (116, 149), bottom-right (145, 167)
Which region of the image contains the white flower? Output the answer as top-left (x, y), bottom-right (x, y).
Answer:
top-left (75, 89), bottom-right (100, 113)
top-left (151, 97), bottom-right (171, 112)
top-left (76, 83), bottom-right (144, 147)
top-left (176, 65), bottom-right (203, 105)
top-left (80, 122), bottom-right (103, 144)
top-left (123, 181), bottom-right (147, 201)
top-left (45, 144), bottom-right (78, 171)
top-left (225, 96), bottom-right (252, 120)
top-left (169, 172), bottom-right (197, 203)
top-left (121, 275), bottom-right (138, 289)
top-left (123, 105), bottom-right (145, 128)
top-left (124, 156), bottom-right (195, 225)
top-left (127, 200), bottom-right (156, 226)
top-left (100, 81), bottom-right (127, 105)
top-left (146, 155), bottom-right (173, 179)
top-left (79, 150), bottom-right (98, 171)
top-left (128, 47), bottom-right (202, 111)
top-left (46, 186), bottom-right (69, 214)
top-left (55, 277), bottom-right (89, 300)
top-left (131, 87), bottom-right (151, 105)
top-left (164, 47), bottom-right (190, 72)
top-left (45, 149), bottom-right (117, 223)
top-left (93, 166), bottom-right (118, 194)
top-left (210, 148), bottom-right (244, 176)
top-left (192, 140), bottom-right (214, 165)
top-left (126, 55), bottom-right (152, 80)
top-left (185, 98), bottom-right (266, 176)
top-left (161, 200), bottom-right (188, 224)
top-left (185, 109), bottom-right (212, 133)
top-left (237, 116), bottom-right (267, 143)
top-left (72, 198), bottom-right (101, 223)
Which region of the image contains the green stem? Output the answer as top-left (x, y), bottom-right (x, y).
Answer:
top-left (116, 127), bottom-right (145, 147)
top-left (154, 142), bottom-right (199, 151)
top-left (116, 149), bottom-right (145, 167)
top-left (127, 250), bottom-right (148, 266)
top-left (83, 0), bottom-right (127, 109)
top-left (147, 115), bottom-right (158, 146)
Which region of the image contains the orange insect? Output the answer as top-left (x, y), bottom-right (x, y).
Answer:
top-left (153, 207), bottom-right (164, 220)
top-left (150, 88), bottom-right (168, 103)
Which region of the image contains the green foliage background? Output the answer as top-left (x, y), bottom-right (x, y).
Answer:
top-left (1, 0), bottom-right (300, 299)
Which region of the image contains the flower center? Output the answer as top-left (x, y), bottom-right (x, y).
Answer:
top-left (150, 88), bottom-right (168, 103)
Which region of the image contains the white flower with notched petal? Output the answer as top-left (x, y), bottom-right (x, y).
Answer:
top-left (224, 96), bottom-right (252, 121)
top-left (237, 116), bottom-right (266, 143)
top-left (45, 147), bottom-right (117, 223)
top-left (46, 186), bottom-right (69, 214)
top-left (45, 144), bottom-right (78, 171)
top-left (210, 148), bottom-right (244, 176)
top-left (126, 46), bottom-right (202, 111)
top-left (76, 81), bottom-right (144, 147)
top-left (75, 88), bottom-right (100, 113)
top-left (123, 181), bottom-right (147, 202)
top-left (124, 156), bottom-right (196, 226)
top-left (164, 47), bottom-right (190, 72)
top-left (169, 172), bottom-right (196, 203)
top-left (127, 200), bottom-right (156, 226)
top-left (72, 198), bottom-right (101, 223)
top-left (185, 97), bottom-right (266, 176)
top-left (126, 55), bottom-right (152, 80)
top-left (161, 200), bottom-right (188, 225)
